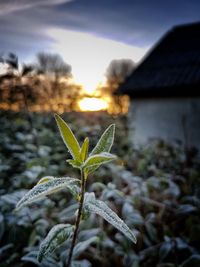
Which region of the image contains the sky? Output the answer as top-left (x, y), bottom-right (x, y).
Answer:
top-left (0, 0), bottom-right (200, 91)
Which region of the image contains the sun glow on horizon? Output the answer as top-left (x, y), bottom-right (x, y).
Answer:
top-left (47, 28), bottom-right (148, 94)
top-left (73, 77), bottom-right (104, 94)
top-left (78, 97), bottom-right (108, 111)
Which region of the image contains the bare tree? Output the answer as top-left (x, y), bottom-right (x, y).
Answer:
top-left (99, 59), bottom-right (135, 114)
top-left (34, 52), bottom-right (73, 101)
top-left (0, 53), bottom-right (37, 110)
top-left (0, 52), bottom-right (82, 113)
top-left (35, 52), bottom-right (71, 78)
top-left (106, 59), bottom-right (135, 89)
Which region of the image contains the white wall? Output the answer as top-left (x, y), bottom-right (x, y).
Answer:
top-left (128, 97), bottom-right (200, 150)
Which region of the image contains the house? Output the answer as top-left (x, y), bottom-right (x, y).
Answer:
top-left (120, 22), bottom-right (200, 151)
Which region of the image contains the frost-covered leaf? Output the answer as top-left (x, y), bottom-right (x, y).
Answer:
top-left (71, 259), bottom-right (92, 267)
top-left (175, 237), bottom-right (190, 250)
top-left (67, 159), bottom-right (82, 169)
top-left (159, 241), bottom-right (172, 260)
top-left (21, 251), bottom-right (39, 266)
top-left (1, 190), bottom-right (28, 205)
top-left (84, 193), bottom-right (136, 243)
top-left (145, 222), bottom-right (157, 242)
top-left (78, 228), bottom-right (100, 241)
top-left (80, 137), bottom-right (89, 162)
top-left (37, 176), bottom-right (54, 185)
top-left (73, 236), bottom-right (99, 259)
top-left (122, 203), bottom-right (144, 226)
top-left (16, 177), bottom-right (80, 210)
top-left (84, 153), bottom-right (116, 168)
top-left (23, 166), bottom-right (45, 181)
top-left (177, 204), bottom-right (197, 215)
top-left (55, 114), bottom-right (80, 161)
top-left (83, 152), bottom-right (116, 174)
top-left (22, 251), bottom-right (61, 267)
top-left (38, 224), bottom-right (74, 262)
top-left (0, 244), bottom-right (13, 258)
top-left (59, 203), bottom-right (79, 222)
top-left (90, 124), bottom-right (115, 156)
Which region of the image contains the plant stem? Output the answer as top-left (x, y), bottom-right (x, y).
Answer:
top-left (66, 169), bottom-right (86, 267)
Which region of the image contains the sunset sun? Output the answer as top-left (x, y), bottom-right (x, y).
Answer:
top-left (78, 97), bottom-right (108, 111)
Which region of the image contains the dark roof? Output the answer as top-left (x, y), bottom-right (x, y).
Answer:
top-left (120, 22), bottom-right (200, 97)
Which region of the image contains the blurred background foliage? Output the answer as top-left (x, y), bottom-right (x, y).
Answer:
top-left (0, 53), bottom-right (133, 115)
top-left (0, 111), bottom-right (200, 267)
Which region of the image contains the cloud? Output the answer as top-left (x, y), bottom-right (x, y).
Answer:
top-left (41, 0), bottom-right (200, 47)
top-left (0, 0), bottom-right (73, 16)
top-left (0, 8), bottom-right (54, 59)
top-left (0, 0), bottom-right (199, 64)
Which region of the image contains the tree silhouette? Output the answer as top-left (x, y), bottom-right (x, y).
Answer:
top-left (35, 52), bottom-right (71, 78)
top-left (34, 52), bottom-right (74, 104)
top-left (106, 59), bottom-right (135, 90)
top-left (99, 59), bottom-right (135, 114)
top-left (0, 53), bottom-right (39, 110)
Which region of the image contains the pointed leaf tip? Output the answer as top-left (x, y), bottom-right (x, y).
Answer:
top-left (37, 176), bottom-right (54, 185)
top-left (80, 137), bottom-right (89, 162)
top-left (54, 114), bottom-right (80, 161)
top-left (84, 193), bottom-right (137, 243)
top-left (16, 177), bottom-right (80, 210)
top-left (90, 124), bottom-right (115, 156)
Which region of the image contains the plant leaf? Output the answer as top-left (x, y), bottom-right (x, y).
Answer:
top-left (67, 159), bottom-right (82, 169)
top-left (83, 152), bottom-right (116, 174)
top-left (16, 177), bottom-right (80, 210)
top-left (38, 224), bottom-right (74, 262)
top-left (84, 193), bottom-right (136, 243)
top-left (159, 241), bottom-right (172, 261)
top-left (73, 236), bottom-right (99, 259)
top-left (22, 251), bottom-right (60, 267)
top-left (71, 260), bottom-right (92, 267)
top-left (90, 124), bottom-right (115, 156)
top-left (80, 137), bottom-right (89, 162)
top-left (54, 114), bottom-right (80, 161)
top-left (37, 176), bottom-right (54, 185)
top-left (21, 251), bottom-right (41, 266)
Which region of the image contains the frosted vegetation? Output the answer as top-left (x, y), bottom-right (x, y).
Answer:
top-left (16, 114), bottom-right (136, 266)
top-left (1, 111), bottom-right (199, 267)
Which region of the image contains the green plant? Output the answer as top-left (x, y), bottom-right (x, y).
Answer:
top-left (16, 114), bottom-right (136, 267)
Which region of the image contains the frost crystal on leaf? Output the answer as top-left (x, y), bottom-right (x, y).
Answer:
top-left (84, 193), bottom-right (137, 243)
top-left (90, 124), bottom-right (115, 156)
top-left (16, 177), bottom-right (80, 210)
top-left (38, 224), bottom-right (74, 262)
top-left (83, 152), bottom-right (116, 173)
